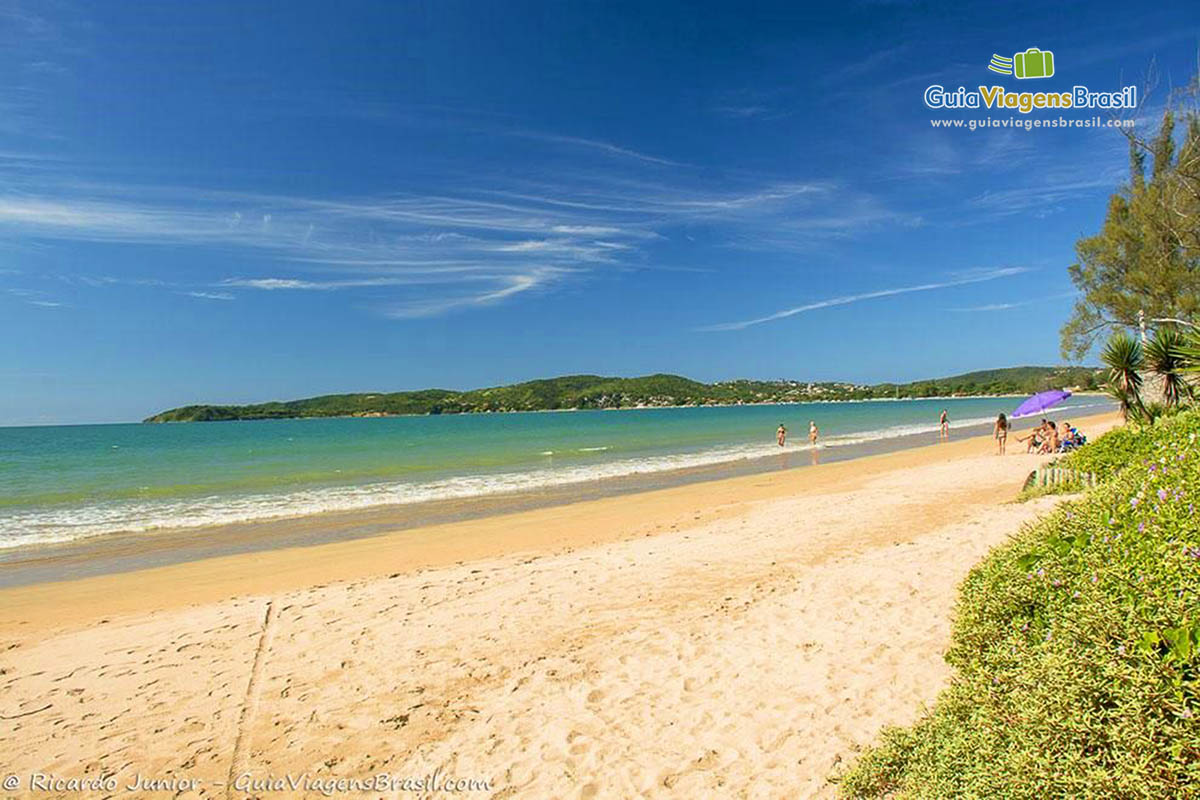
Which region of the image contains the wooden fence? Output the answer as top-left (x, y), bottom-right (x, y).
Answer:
top-left (1023, 467), bottom-right (1100, 491)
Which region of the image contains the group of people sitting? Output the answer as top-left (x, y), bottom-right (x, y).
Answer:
top-left (1018, 418), bottom-right (1086, 454)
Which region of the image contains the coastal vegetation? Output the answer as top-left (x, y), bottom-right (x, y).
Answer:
top-left (1100, 327), bottom-right (1195, 423)
top-left (838, 409), bottom-right (1200, 798)
top-left (144, 366), bottom-right (1102, 422)
top-left (1060, 85), bottom-right (1200, 361)
top-left (841, 78), bottom-right (1200, 799)
top-left (1077, 82), bottom-right (1200, 425)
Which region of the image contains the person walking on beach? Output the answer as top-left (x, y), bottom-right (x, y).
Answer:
top-left (994, 412), bottom-right (1008, 455)
top-left (777, 423), bottom-right (787, 447)
top-left (809, 420), bottom-right (819, 447)
top-left (939, 409), bottom-right (949, 440)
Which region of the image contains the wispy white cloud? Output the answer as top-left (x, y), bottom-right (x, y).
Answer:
top-left (504, 130), bottom-right (684, 167)
top-left (955, 301), bottom-right (1021, 312)
top-left (223, 278), bottom-right (333, 291)
top-left (822, 44), bottom-right (910, 86)
top-left (475, 180), bottom-right (833, 224)
top-left (0, 160), bottom-right (918, 318)
top-left (4, 286), bottom-right (65, 308)
top-left (950, 291), bottom-right (1077, 312)
top-left (708, 85), bottom-right (799, 121)
top-left (0, 2), bottom-right (82, 140)
top-left (183, 291), bottom-right (236, 301)
top-left (968, 175), bottom-right (1120, 217)
top-left (550, 224), bottom-right (624, 236)
top-left (0, 190), bottom-right (628, 313)
top-left (222, 276), bottom-right (465, 291)
top-left (699, 267), bottom-right (1030, 331)
top-left (712, 105), bottom-right (771, 118)
top-left (380, 267), bottom-right (565, 318)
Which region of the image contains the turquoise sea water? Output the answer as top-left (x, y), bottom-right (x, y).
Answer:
top-left (0, 395), bottom-right (1110, 550)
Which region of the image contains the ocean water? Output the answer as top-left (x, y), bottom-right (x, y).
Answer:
top-left (0, 396), bottom-right (1110, 550)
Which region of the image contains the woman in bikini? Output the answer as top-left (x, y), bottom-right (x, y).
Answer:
top-left (994, 412), bottom-right (1008, 455)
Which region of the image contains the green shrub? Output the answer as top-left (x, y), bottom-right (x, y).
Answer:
top-left (839, 410), bottom-right (1200, 799)
top-left (1017, 413), bottom-right (1200, 502)
top-left (1056, 414), bottom-right (1192, 480)
top-left (1016, 479), bottom-right (1085, 502)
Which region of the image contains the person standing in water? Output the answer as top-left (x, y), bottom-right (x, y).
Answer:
top-left (939, 409), bottom-right (949, 439)
top-left (809, 420), bottom-right (819, 447)
top-left (994, 412), bottom-right (1008, 455)
top-left (777, 423), bottom-right (787, 447)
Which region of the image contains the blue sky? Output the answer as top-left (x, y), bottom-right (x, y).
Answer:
top-left (1, 1), bottom-right (1197, 424)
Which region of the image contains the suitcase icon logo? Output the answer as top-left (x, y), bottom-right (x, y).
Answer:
top-left (988, 48), bottom-right (1055, 79)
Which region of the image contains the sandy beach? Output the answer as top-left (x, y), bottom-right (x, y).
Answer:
top-left (0, 412), bottom-right (1117, 799)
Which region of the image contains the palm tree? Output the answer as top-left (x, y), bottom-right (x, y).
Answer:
top-left (1102, 331), bottom-right (1145, 422)
top-left (1181, 329), bottom-right (1200, 375)
top-left (1144, 327), bottom-right (1192, 408)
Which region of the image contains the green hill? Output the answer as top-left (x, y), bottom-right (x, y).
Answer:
top-left (144, 366), bottom-right (1103, 422)
top-left (885, 365), bottom-right (1104, 399)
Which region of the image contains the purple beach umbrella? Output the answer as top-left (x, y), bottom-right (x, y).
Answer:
top-left (1012, 389), bottom-right (1072, 419)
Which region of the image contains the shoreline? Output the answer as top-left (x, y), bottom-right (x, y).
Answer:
top-left (0, 410), bottom-right (1118, 636)
top-left (0, 408), bottom-right (1108, 587)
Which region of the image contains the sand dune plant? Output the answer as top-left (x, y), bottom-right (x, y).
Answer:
top-left (1145, 327), bottom-right (1193, 408)
top-left (1183, 330), bottom-right (1200, 375)
top-left (1102, 331), bottom-right (1145, 422)
top-left (838, 410), bottom-right (1200, 799)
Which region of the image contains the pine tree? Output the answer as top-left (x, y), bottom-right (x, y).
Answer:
top-left (1061, 99), bottom-right (1200, 359)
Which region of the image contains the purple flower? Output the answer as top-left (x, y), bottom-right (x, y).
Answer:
top-left (1131, 497), bottom-right (1140, 508)
top-left (1139, 522), bottom-right (1146, 533)
top-left (1158, 489), bottom-right (1168, 501)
